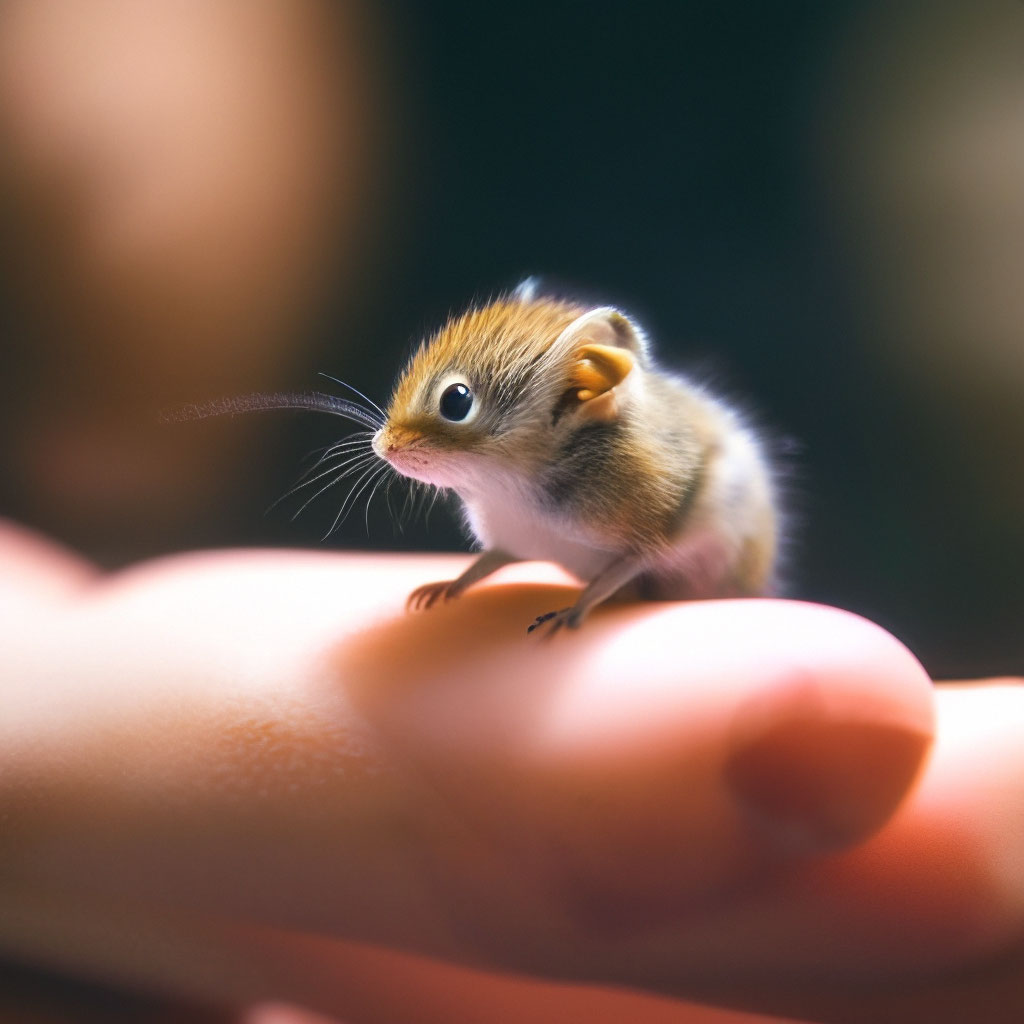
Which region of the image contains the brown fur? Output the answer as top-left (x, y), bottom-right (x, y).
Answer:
top-left (390, 298), bottom-right (585, 416)
top-left (377, 291), bottom-right (780, 627)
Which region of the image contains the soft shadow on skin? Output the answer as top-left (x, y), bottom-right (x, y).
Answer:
top-left (329, 584), bottom-right (771, 942)
top-left (325, 588), bottom-right (832, 944)
top-left (724, 678), bottom-right (932, 851)
top-left (335, 581), bottom-right (587, 707)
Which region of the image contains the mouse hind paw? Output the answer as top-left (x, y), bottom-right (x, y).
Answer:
top-left (526, 606), bottom-right (582, 636)
top-left (407, 579), bottom-right (459, 611)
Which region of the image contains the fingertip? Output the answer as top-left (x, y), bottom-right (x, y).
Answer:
top-left (333, 595), bottom-right (935, 948)
top-left (724, 693), bottom-right (933, 853)
top-left (0, 519), bottom-right (99, 607)
top-left (716, 600), bottom-right (935, 853)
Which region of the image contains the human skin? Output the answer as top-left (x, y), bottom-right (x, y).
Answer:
top-left (1, 520), bottom-right (1023, 1023)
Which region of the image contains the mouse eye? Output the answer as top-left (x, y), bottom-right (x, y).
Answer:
top-left (439, 382), bottom-right (473, 422)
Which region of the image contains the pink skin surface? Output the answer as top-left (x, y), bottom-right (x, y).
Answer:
top-left (3, 519), bottom-right (1024, 1023)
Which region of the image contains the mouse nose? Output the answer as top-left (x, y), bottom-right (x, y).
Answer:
top-left (375, 424), bottom-right (423, 458)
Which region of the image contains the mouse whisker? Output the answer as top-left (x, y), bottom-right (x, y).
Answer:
top-left (383, 474), bottom-right (402, 534)
top-left (167, 392), bottom-right (384, 431)
top-left (290, 436), bottom-right (374, 487)
top-left (288, 453), bottom-right (379, 520)
top-left (363, 464), bottom-right (394, 535)
top-left (301, 430), bottom-right (376, 464)
top-left (423, 483), bottom-right (446, 530)
top-left (290, 434), bottom-right (374, 481)
top-left (323, 461), bottom-right (388, 539)
top-left (407, 480), bottom-right (428, 528)
top-left (397, 479), bottom-right (416, 529)
top-left (270, 449), bottom-right (377, 511)
top-left (317, 372), bottom-right (388, 423)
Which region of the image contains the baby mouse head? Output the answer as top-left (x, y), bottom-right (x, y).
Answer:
top-left (373, 289), bottom-right (649, 490)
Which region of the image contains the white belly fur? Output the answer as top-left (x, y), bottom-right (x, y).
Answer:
top-left (458, 412), bottom-right (774, 596)
top-left (462, 493), bottom-right (617, 582)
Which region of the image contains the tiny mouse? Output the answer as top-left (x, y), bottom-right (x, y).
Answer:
top-left (374, 281), bottom-right (779, 634)
top-left (176, 281), bottom-right (780, 634)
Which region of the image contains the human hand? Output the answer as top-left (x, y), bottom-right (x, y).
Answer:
top-left (2, 519), bottom-right (1021, 1023)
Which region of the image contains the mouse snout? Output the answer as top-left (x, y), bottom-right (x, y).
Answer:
top-left (373, 424), bottom-right (423, 459)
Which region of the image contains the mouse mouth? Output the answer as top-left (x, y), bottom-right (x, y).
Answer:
top-left (385, 449), bottom-right (431, 482)
top-left (374, 426), bottom-right (447, 485)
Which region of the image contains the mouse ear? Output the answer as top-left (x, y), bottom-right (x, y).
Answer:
top-left (511, 276), bottom-right (540, 303)
top-left (556, 306), bottom-right (648, 359)
top-left (571, 344), bottom-right (634, 401)
top-left (555, 307), bottom-right (643, 421)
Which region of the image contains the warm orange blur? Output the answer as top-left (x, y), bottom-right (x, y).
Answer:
top-left (0, 0), bottom-right (386, 559)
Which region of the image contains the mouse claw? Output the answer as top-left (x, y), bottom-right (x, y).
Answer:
top-left (526, 610), bottom-right (558, 633)
top-left (407, 579), bottom-right (457, 612)
top-left (526, 607), bottom-right (577, 636)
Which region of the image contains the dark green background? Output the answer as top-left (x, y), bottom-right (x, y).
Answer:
top-left (6, 1), bottom-right (1022, 680)
top-left (283, 1), bottom-right (1018, 680)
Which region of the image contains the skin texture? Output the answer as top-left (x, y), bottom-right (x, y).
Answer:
top-left (3, 519), bottom-right (1024, 1023)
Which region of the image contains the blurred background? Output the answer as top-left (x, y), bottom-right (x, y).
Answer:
top-left (1, 0), bottom-right (1022, 679)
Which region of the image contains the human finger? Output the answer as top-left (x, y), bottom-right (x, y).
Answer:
top-left (0, 552), bottom-right (931, 1007)
top-left (669, 679), bottom-right (1024, 1024)
top-left (0, 518), bottom-right (98, 606)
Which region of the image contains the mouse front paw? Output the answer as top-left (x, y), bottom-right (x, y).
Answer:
top-left (407, 579), bottom-right (460, 611)
top-left (526, 606), bottom-right (581, 636)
